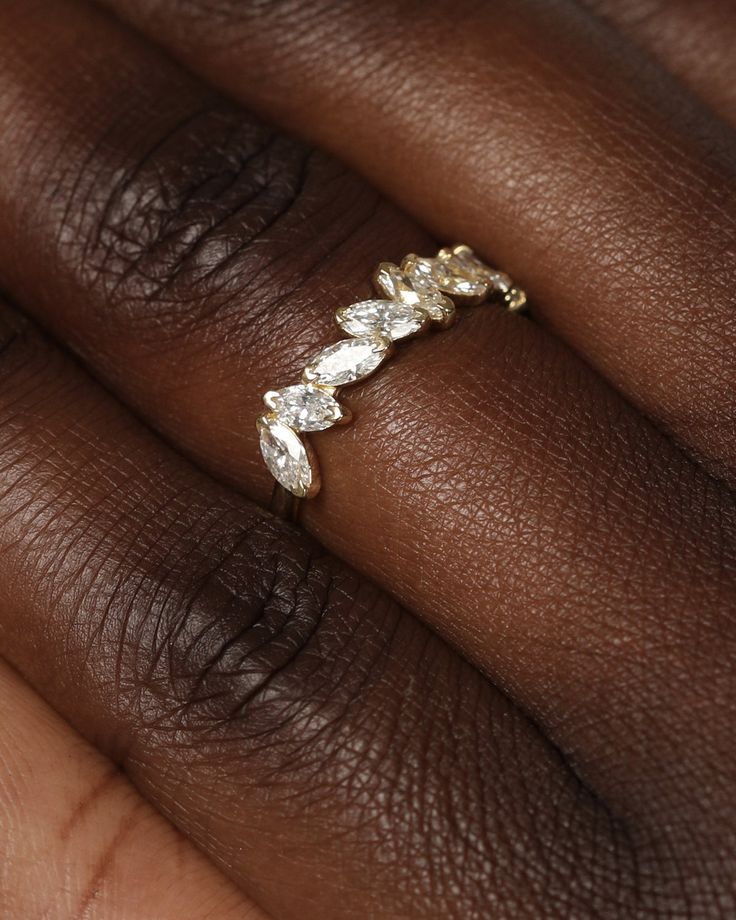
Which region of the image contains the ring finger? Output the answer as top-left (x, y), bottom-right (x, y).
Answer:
top-left (100, 0), bottom-right (736, 483)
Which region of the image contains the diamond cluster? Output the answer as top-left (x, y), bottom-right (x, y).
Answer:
top-left (257, 243), bottom-right (526, 498)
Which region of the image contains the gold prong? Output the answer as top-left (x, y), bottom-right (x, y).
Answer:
top-left (412, 308), bottom-right (433, 336)
top-left (335, 404), bottom-right (353, 426)
top-left (447, 243), bottom-right (474, 258)
top-left (301, 435), bottom-right (322, 499)
top-left (259, 244), bottom-right (520, 516)
top-left (434, 305), bottom-right (457, 330)
top-left (263, 390), bottom-right (280, 410)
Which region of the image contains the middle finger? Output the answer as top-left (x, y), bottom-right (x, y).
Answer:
top-left (0, 306), bottom-right (617, 919)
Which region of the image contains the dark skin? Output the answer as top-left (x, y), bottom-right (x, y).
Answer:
top-left (0, 0), bottom-right (735, 917)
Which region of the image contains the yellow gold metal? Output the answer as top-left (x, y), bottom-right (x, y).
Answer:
top-left (257, 244), bottom-right (526, 520)
top-left (270, 483), bottom-right (302, 522)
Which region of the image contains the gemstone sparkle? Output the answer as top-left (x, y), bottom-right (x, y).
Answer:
top-left (257, 417), bottom-right (314, 497)
top-left (337, 299), bottom-right (427, 341)
top-left (266, 384), bottom-right (344, 431)
top-left (407, 253), bottom-right (488, 298)
top-left (374, 263), bottom-right (455, 323)
top-left (302, 336), bottom-right (390, 387)
top-left (437, 245), bottom-right (519, 299)
top-left (257, 243), bottom-right (526, 501)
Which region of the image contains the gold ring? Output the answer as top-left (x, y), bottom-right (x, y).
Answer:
top-left (257, 244), bottom-right (527, 521)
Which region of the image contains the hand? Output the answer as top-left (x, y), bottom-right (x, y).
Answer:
top-left (0, 1), bottom-right (735, 917)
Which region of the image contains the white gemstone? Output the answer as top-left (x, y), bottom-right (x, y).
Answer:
top-left (437, 245), bottom-right (518, 298)
top-left (487, 271), bottom-right (512, 293)
top-left (407, 253), bottom-right (488, 298)
top-left (439, 247), bottom-right (524, 304)
top-left (438, 245), bottom-right (489, 278)
top-left (266, 384), bottom-right (344, 431)
top-left (375, 261), bottom-right (440, 305)
top-left (303, 336), bottom-right (389, 387)
top-left (336, 299), bottom-right (427, 341)
top-left (374, 262), bottom-right (455, 323)
top-left (257, 417), bottom-right (314, 497)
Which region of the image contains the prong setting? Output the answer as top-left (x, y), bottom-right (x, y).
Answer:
top-left (263, 390), bottom-right (280, 411)
top-left (336, 299), bottom-right (430, 341)
top-left (258, 244), bottom-right (526, 500)
top-left (266, 384), bottom-right (346, 432)
top-left (302, 335), bottom-right (392, 388)
top-left (257, 415), bottom-right (320, 499)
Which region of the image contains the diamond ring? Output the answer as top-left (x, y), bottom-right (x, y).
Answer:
top-left (257, 244), bottom-right (527, 520)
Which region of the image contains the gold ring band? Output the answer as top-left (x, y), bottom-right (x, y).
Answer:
top-left (257, 244), bottom-right (526, 520)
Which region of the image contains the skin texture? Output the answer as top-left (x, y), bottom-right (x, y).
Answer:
top-left (1, 0), bottom-right (736, 819)
top-left (0, 0), bottom-right (734, 917)
top-left (0, 309), bottom-right (639, 919)
top-left (0, 660), bottom-right (259, 920)
top-left (577, 0), bottom-right (736, 125)
top-left (98, 0), bottom-right (736, 483)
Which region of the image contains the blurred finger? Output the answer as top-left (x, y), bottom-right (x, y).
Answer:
top-left (0, 659), bottom-right (262, 920)
top-left (578, 0), bottom-right (736, 124)
top-left (0, 309), bottom-right (636, 918)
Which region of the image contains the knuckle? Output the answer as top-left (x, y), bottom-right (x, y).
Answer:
top-left (61, 499), bottom-right (663, 915)
top-left (108, 512), bottom-right (394, 758)
top-left (82, 103), bottom-right (313, 338)
top-left (70, 99), bottom-right (384, 358)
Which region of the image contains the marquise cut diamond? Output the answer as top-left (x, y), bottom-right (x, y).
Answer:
top-left (374, 263), bottom-right (455, 323)
top-left (375, 262), bottom-right (438, 304)
top-left (258, 243), bottom-right (526, 499)
top-left (257, 417), bottom-right (313, 497)
top-left (266, 384), bottom-right (344, 431)
top-left (406, 253), bottom-right (488, 298)
top-left (337, 299), bottom-right (427, 341)
top-left (303, 336), bottom-right (389, 387)
top-left (436, 245), bottom-right (521, 301)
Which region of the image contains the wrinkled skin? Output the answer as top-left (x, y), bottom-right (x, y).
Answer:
top-left (0, 1), bottom-right (735, 918)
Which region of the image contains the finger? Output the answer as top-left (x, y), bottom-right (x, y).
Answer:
top-left (1, 0), bottom-right (736, 830)
top-left (99, 0), bottom-right (736, 482)
top-left (578, 0), bottom-right (736, 125)
top-left (0, 658), bottom-right (263, 920)
top-left (0, 311), bottom-right (633, 918)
